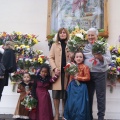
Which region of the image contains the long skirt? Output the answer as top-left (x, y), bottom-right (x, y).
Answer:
top-left (64, 80), bottom-right (91, 120)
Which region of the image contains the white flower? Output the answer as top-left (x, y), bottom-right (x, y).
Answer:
top-left (19, 58), bottom-right (23, 60)
top-left (53, 33), bottom-right (57, 41)
top-left (75, 25), bottom-right (79, 29)
top-left (117, 71), bottom-right (120, 75)
top-left (111, 60), bottom-right (116, 63)
top-left (75, 33), bottom-right (83, 40)
top-left (11, 73), bottom-right (15, 76)
top-left (112, 55), bottom-right (117, 59)
top-left (25, 58), bottom-right (29, 61)
top-left (108, 66), bottom-right (111, 69)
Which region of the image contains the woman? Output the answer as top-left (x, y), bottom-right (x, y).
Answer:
top-left (49, 28), bottom-right (69, 120)
top-left (1, 41), bottom-right (17, 91)
top-left (83, 28), bottom-right (111, 120)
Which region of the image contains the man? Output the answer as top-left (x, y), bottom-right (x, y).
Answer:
top-left (83, 28), bottom-right (111, 120)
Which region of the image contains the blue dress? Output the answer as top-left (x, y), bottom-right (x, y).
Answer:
top-left (64, 80), bottom-right (91, 120)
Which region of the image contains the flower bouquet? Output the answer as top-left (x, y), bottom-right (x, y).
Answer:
top-left (21, 95), bottom-right (37, 111)
top-left (64, 62), bottom-right (78, 75)
top-left (107, 63), bottom-right (117, 93)
top-left (64, 62), bottom-right (80, 86)
top-left (92, 38), bottom-right (107, 55)
top-left (67, 27), bottom-right (87, 52)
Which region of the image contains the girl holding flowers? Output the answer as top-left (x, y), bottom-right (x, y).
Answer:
top-left (13, 72), bottom-right (33, 120)
top-left (64, 51), bottom-right (91, 120)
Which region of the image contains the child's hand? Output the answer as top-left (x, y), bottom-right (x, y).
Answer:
top-left (54, 68), bottom-right (60, 75)
top-left (74, 73), bottom-right (78, 80)
top-left (26, 91), bottom-right (30, 95)
top-left (17, 89), bottom-right (21, 93)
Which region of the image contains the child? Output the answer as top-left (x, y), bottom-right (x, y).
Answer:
top-left (13, 72), bottom-right (33, 120)
top-left (64, 51), bottom-right (91, 120)
top-left (30, 64), bottom-right (59, 120)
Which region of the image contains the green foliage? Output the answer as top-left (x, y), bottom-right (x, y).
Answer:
top-left (92, 38), bottom-right (107, 54)
top-left (64, 63), bottom-right (78, 75)
top-left (21, 95), bottom-right (37, 111)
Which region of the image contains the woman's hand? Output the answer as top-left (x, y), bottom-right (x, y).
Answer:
top-left (94, 54), bottom-right (103, 61)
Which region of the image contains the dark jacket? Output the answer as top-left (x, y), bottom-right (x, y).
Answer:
top-left (1, 49), bottom-right (17, 86)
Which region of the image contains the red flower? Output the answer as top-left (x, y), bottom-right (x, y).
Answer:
top-left (89, 58), bottom-right (98, 65)
top-left (64, 63), bottom-right (71, 70)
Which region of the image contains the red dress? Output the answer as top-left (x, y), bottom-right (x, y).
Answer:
top-left (30, 76), bottom-right (53, 120)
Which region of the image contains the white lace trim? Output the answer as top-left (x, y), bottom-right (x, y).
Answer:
top-left (13, 115), bottom-right (29, 119)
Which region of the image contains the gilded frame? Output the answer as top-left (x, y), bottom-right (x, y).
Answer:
top-left (47, 0), bottom-right (108, 37)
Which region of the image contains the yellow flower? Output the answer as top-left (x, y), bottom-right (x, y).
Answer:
top-left (27, 34), bottom-right (32, 39)
top-left (14, 45), bottom-right (18, 48)
top-left (109, 46), bottom-right (114, 51)
top-left (18, 35), bottom-right (22, 40)
top-left (25, 45), bottom-right (30, 48)
top-left (16, 32), bottom-right (22, 35)
top-left (111, 67), bottom-right (116, 71)
top-left (116, 57), bottom-right (120, 65)
top-left (75, 29), bottom-right (80, 33)
top-left (118, 48), bottom-right (120, 54)
top-left (71, 31), bottom-right (76, 35)
top-left (20, 45), bottom-right (25, 48)
top-left (33, 38), bottom-right (38, 44)
top-left (11, 81), bottom-right (16, 84)
top-left (38, 57), bottom-right (43, 64)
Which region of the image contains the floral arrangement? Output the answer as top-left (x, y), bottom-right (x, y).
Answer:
top-left (107, 45), bottom-right (120, 92)
top-left (46, 26), bottom-right (87, 51)
top-left (0, 32), bottom-right (39, 46)
top-left (21, 95), bottom-right (37, 111)
top-left (46, 33), bottom-right (56, 49)
top-left (107, 63), bottom-right (117, 92)
top-left (92, 38), bottom-right (107, 54)
top-left (67, 26), bottom-right (87, 52)
top-left (11, 50), bottom-right (47, 83)
top-left (0, 31), bottom-right (48, 92)
top-left (64, 62), bottom-right (78, 75)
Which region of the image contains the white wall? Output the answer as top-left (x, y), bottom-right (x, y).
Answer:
top-left (108, 0), bottom-right (120, 46)
top-left (0, 0), bottom-right (49, 55)
top-left (0, 0), bottom-right (120, 119)
top-left (0, 0), bottom-right (49, 114)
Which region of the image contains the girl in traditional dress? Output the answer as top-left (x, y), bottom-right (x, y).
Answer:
top-left (13, 72), bottom-right (33, 120)
top-left (30, 64), bottom-right (59, 120)
top-left (64, 51), bottom-right (91, 120)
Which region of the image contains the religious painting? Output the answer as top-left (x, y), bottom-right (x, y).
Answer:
top-left (47, 0), bottom-right (108, 37)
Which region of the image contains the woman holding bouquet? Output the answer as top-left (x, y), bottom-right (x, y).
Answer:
top-left (64, 51), bottom-right (91, 120)
top-left (49, 28), bottom-right (70, 120)
top-left (83, 28), bottom-right (111, 120)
